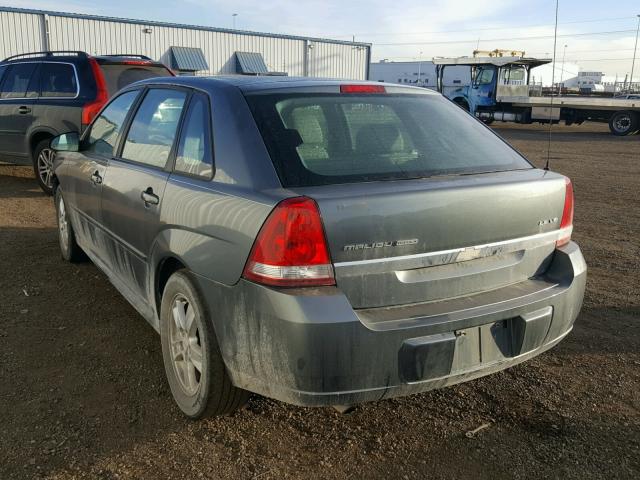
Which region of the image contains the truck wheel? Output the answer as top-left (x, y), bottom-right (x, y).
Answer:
top-left (160, 270), bottom-right (249, 418)
top-left (608, 111), bottom-right (638, 136)
top-left (33, 138), bottom-right (56, 195)
top-left (55, 188), bottom-right (86, 263)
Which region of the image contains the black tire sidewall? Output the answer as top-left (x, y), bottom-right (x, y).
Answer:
top-left (32, 138), bottom-right (55, 195)
top-left (609, 111), bottom-right (638, 136)
top-left (160, 271), bottom-right (216, 418)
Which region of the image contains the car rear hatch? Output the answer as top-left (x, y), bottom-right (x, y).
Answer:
top-left (95, 56), bottom-right (174, 96)
top-left (245, 84), bottom-right (571, 309)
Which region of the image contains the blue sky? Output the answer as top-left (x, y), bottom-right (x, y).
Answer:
top-left (3, 0), bottom-right (640, 77)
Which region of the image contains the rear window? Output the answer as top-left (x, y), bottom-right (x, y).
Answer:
top-left (99, 64), bottom-right (172, 96)
top-left (246, 93), bottom-right (531, 187)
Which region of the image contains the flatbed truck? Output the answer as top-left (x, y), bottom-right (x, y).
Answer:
top-left (433, 55), bottom-right (640, 136)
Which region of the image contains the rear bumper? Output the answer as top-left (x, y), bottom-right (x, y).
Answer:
top-left (195, 242), bottom-right (586, 407)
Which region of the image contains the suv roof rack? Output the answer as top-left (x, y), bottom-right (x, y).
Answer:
top-left (2, 51), bottom-right (89, 62)
top-left (100, 54), bottom-right (153, 60)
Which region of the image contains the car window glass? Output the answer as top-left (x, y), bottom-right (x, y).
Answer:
top-left (40, 63), bottom-right (77, 97)
top-left (0, 65), bottom-right (7, 85)
top-left (99, 64), bottom-right (173, 96)
top-left (247, 93), bottom-right (531, 187)
top-left (476, 68), bottom-right (494, 85)
top-left (0, 63), bottom-right (39, 99)
top-left (87, 90), bottom-right (139, 157)
top-left (121, 89), bottom-right (186, 169)
top-left (174, 93), bottom-right (213, 178)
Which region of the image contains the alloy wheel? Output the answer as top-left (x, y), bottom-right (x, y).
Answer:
top-left (169, 294), bottom-right (204, 395)
top-left (37, 148), bottom-right (56, 189)
top-left (57, 195), bottom-right (69, 253)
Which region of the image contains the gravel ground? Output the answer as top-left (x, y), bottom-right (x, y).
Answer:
top-left (0, 122), bottom-right (638, 480)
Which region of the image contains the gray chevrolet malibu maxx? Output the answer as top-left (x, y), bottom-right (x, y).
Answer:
top-left (50, 76), bottom-right (586, 418)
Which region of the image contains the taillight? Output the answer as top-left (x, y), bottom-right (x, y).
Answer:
top-left (242, 197), bottom-right (335, 287)
top-left (82, 58), bottom-right (109, 125)
top-left (340, 84), bottom-right (386, 94)
top-left (556, 177), bottom-right (574, 247)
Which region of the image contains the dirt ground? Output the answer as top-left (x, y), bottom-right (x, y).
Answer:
top-left (0, 122), bottom-right (638, 480)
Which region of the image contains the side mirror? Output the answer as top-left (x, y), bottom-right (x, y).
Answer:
top-left (51, 132), bottom-right (80, 152)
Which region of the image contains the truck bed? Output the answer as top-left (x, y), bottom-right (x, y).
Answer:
top-left (501, 96), bottom-right (640, 111)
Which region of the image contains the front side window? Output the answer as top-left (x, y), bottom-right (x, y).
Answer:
top-left (39, 63), bottom-right (77, 97)
top-left (475, 67), bottom-right (495, 85)
top-left (0, 63), bottom-right (39, 99)
top-left (121, 89), bottom-right (187, 168)
top-left (174, 93), bottom-right (213, 179)
top-left (247, 92), bottom-right (531, 187)
top-left (87, 90), bottom-right (139, 157)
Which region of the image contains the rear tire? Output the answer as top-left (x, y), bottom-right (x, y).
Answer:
top-left (33, 138), bottom-right (56, 195)
top-left (608, 111), bottom-right (638, 136)
top-left (160, 270), bottom-right (249, 418)
top-left (55, 188), bottom-right (86, 263)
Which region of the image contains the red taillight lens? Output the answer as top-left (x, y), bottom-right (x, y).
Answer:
top-left (82, 58), bottom-right (109, 125)
top-left (242, 197), bottom-right (335, 287)
top-left (340, 84), bottom-right (386, 94)
top-left (556, 177), bottom-right (574, 247)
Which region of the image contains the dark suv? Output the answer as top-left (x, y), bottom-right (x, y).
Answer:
top-left (0, 51), bottom-right (173, 194)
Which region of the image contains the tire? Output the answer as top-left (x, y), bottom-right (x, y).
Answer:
top-left (32, 138), bottom-right (57, 195)
top-left (55, 188), bottom-right (86, 263)
top-left (160, 270), bottom-right (249, 418)
top-left (608, 111), bottom-right (639, 136)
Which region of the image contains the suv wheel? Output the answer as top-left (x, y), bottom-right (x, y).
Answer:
top-left (33, 138), bottom-right (56, 195)
top-left (55, 188), bottom-right (86, 262)
top-left (160, 271), bottom-right (249, 418)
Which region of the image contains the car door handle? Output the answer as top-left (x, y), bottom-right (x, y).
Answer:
top-left (90, 171), bottom-right (102, 185)
top-left (141, 188), bottom-right (159, 206)
top-left (18, 106), bottom-right (32, 114)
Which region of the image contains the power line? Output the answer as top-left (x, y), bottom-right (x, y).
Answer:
top-left (374, 29), bottom-right (638, 46)
top-left (326, 15), bottom-right (638, 38)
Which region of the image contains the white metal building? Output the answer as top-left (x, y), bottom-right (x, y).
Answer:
top-left (369, 60), bottom-right (471, 89)
top-left (0, 7), bottom-right (371, 79)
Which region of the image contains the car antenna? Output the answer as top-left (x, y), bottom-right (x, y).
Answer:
top-left (545, 0), bottom-right (559, 171)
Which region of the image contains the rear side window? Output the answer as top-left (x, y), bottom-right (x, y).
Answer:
top-left (39, 63), bottom-right (77, 97)
top-left (0, 63), bottom-right (39, 99)
top-left (121, 89), bottom-right (186, 168)
top-left (247, 93), bottom-right (531, 187)
top-left (87, 90), bottom-right (139, 157)
top-left (99, 64), bottom-right (173, 96)
top-left (174, 93), bottom-right (214, 179)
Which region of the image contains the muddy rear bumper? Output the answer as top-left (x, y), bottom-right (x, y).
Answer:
top-left (195, 242), bottom-right (586, 407)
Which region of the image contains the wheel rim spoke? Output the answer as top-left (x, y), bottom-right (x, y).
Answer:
top-left (189, 343), bottom-right (203, 372)
top-left (169, 294), bottom-right (202, 395)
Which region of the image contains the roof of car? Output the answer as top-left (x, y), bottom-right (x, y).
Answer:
top-left (137, 75), bottom-right (438, 95)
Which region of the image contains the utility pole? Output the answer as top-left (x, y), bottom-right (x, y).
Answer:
top-left (232, 13), bottom-right (238, 29)
top-left (417, 51), bottom-right (423, 86)
top-left (559, 44), bottom-right (567, 94)
top-left (630, 14), bottom-right (640, 93)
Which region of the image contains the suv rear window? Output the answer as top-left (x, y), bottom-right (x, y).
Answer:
top-left (99, 64), bottom-right (172, 96)
top-left (247, 93), bottom-right (531, 187)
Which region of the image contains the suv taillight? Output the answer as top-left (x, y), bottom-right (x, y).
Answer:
top-left (82, 58), bottom-right (109, 125)
top-left (556, 177), bottom-right (574, 247)
top-left (242, 197), bottom-right (335, 287)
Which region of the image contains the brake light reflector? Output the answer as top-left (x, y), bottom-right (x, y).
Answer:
top-left (556, 177), bottom-right (574, 247)
top-left (120, 60), bottom-right (152, 65)
top-left (340, 84), bottom-right (386, 94)
top-left (242, 197), bottom-right (335, 287)
top-left (82, 58), bottom-right (109, 125)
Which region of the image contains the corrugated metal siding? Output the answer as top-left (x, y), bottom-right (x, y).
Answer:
top-left (1, 9), bottom-right (369, 80)
top-left (0, 11), bottom-right (45, 61)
